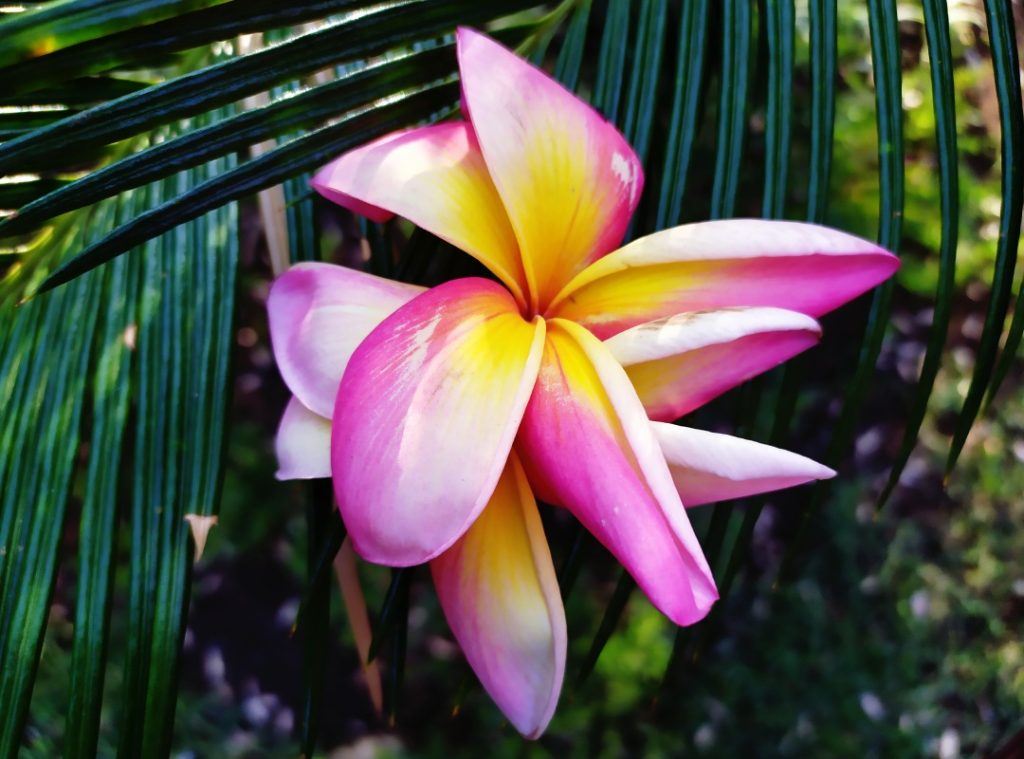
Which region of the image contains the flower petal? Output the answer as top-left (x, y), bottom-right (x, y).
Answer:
top-left (549, 219), bottom-right (900, 338)
top-left (311, 122), bottom-right (528, 305)
top-left (332, 278), bottom-right (545, 566)
top-left (457, 27), bottom-right (643, 310)
top-left (604, 308), bottom-right (821, 421)
top-left (517, 319), bottom-right (716, 626)
top-left (268, 262), bottom-right (423, 417)
top-left (654, 422), bottom-right (835, 506)
top-left (275, 396), bottom-right (332, 480)
top-left (430, 452), bottom-right (565, 739)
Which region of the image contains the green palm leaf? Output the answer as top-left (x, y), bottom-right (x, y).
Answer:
top-left (0, 0), bottom-right (231, 69)
top-left (951, 0), bottom-right (1023, 470)
top-left (878, 0), bottom-right (958, 506)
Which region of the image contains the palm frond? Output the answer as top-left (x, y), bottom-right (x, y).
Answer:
top-left (878, 0), bottom-right (958, 506)
top-left (653, 0), bottom-right (709, 230)
top-left (709, 0), bottom-right (751, 219)
top-left (0, 45), bottom-right (457, 239)
top-left (64, 244), bottom-right (139, 756)
top-left (0, 0), bottom-right (231, 70)
top-left (952, 0), bottom-right (1023, 468)
top-left (779, 0), bottom-right (903, 580)
top-left (0, 223), bottom-right (107, 756)
top-left (38, 81), bottom-right (460, 293)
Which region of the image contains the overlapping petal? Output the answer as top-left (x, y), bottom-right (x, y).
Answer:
top-left (549, 219), bottom-right (900, 338)
top-left (457, 27), bottom-right (644, 310)
top-left (275, 396), bottom-right (332, 480)
top-left (311, 122), bottom-right (528, 306)
top-left (517, 319), bottom-right (717, 626)
top-left (605, 308), bottom-right (821, 421)
top-left (267, 262), bottom-right (423, 417)
top-left (430, 452), bottom-right (565, 738)
top-left (654, 422), bottom-right (835, 506)
top-left (332, 278), bottom-right (545, 566)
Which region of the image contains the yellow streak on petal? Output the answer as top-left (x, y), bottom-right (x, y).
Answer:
top-left (462, 455), bottom-right (555, 635)
top-left (433, 452), bottom-right (564, 737)
top-left (550, 261), bottom-right (695, 331)
top-left (538, 319), bottom-right (623, 442)
top-left (319, 125), bottom-right (529, 308)
top-left (505, 126), bottom-right (607, 308)
top-left (389, 308), bottom-right (544, 503)
top-left (426, 147), bottom-right (527, 307)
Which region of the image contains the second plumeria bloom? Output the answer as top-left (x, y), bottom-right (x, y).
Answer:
top-left (269, 28), bottom-right (898, 738)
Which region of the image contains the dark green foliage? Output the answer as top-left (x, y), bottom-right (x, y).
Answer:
top-left (0, 45), bottom-right (457, 238)
top-left (653, 0), bottom-right (709, 230)
top-left (878, 0), bottom-right (958, 506)
top-left (709, 0), bottom-right (751, 219)
top-left (0, 0), bottom-right (231, 69)
top-left (804, 0), bottom-right (836, 224)
top-left (0, 1), bottom-right (533, 174)
top-left (0, 236), bottom-right (105, 759)
top-left (65, 249), bottom-right (139, 759)
top-left (761, 0), bottom-right (794, 220)
top-left (955, 0), bottom-right (1024, 465)
top-left (38, 81), bottom-right (460, 292)
top-left (119, 158), bottom-right (238, 758)
top-left (576, 571), bottom-right (635, 686)
top-left (779, 0), bottom-right (903, 580)
top-left (299, 484), bottom-right (335, 758)
top-left (368, 569), bottom-right (415, 665)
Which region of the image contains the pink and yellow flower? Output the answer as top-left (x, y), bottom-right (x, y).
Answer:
top-left (268, 28), bottom-right (898, 737)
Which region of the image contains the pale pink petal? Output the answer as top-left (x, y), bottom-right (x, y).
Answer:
top-left (654, 422), bottom-right (835, 506)
top-left (550, 219), bottom-right (900, 338)
top-left (457, 27), bottom-right (643, 310)
top-left (430, 452), bottom-right (565, 738)
top-left (604, 308), bottom-right (821, 421)
top-left (333, 278), bottom-right (545, 566)
top-left (311, 122), bottom-right (528, 305)
top-left (267, 262), bottom-right (423, 417)
top-left (275, 396), bottom-right (332, 480)
top-left (517, 319), bottom-right (717, 626)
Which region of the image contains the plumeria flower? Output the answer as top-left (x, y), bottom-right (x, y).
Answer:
top-left (268, 28), bottom-right (898, 738)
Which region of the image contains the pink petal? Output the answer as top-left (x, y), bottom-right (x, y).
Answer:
top-left (457, 27), bottom-right (644, 310)
top-left (311, 122), bottom-right (528, 306)
top-left (332, 278), bottom-right (545, 566)
top-left (517, 319), bottom-right (717, 626)
top-left (430, 452), bottom-right (565, 738)
top-left (549, 219), bottom-right (900, 338)
top-left (604, 308), bottom-right (821, 421)
top-left (654, 422), bottom-right (835, 506)
top-left (267, 262), bottom-right (423, 417)
top-left (275, 396), bottom-right (332, 480)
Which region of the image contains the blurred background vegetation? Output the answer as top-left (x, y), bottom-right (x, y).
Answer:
top-left (3, 0), bottom-right (1023, 757)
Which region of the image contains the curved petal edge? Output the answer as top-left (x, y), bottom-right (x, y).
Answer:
top-left (332, 278), bottom-right (546, 566)
top-left (605, 308), bottom-right (821, 421)
top-left (311, 122), bottom-right (528, 305)
top-left (275, 396), bottom-right (332, 480)
top-left (654, 422), bottom-right (836, 506)
top-left (517, 319), bottom-right (717, 626)
top-left (268, 262), bottom-right (423, 417)
top-left (457, 26), bottom-right (644, 309)
top-left (551, 219), bottom-right (899, 338)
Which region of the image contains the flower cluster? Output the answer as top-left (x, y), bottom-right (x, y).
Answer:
top-left (268, 28), bottom-right (897, 737)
